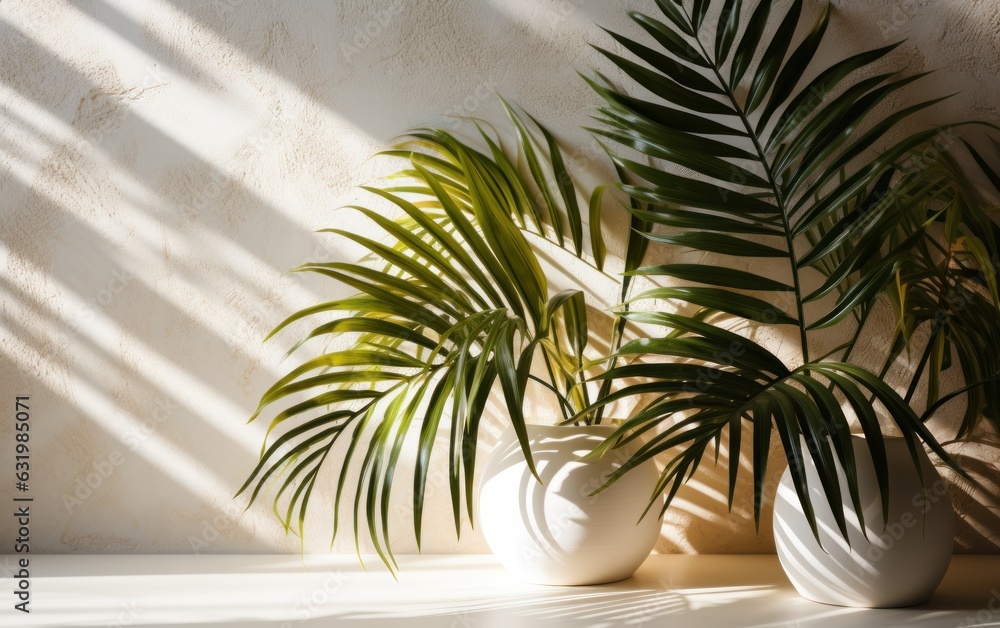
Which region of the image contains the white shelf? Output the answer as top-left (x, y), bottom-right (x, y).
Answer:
top-left (2, 554), bottom-right (998, 627)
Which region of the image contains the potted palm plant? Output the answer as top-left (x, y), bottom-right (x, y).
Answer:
top-left (238, 101), bottom-right (663, 585)
top-left (583, 0), bottom-right (1000, 608)
top-left (241, 0), bottom-right (1000, 599)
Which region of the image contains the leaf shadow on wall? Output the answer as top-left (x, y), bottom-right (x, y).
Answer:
top-left (0, 0), bottom-right (630, 555)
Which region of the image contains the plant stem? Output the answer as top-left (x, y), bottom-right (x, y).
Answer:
top-left (904, 325), bottom-right (939, 403)
top-left (688, 15), bottom-right (811, 365)
top-left (528, 373), bottom-right (573, 421)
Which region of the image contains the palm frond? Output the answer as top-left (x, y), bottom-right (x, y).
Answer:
top-left (880, 142), bottom-right (1000, 436)
top-left (240, 105), bottom-right (640, 571)
top-left (588, 0), bottom-right (998, 542)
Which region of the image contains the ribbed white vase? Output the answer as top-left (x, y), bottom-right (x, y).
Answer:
top-left (773, 435), bottom-right (955, 607)
top-left (478, 423), bottom-right (662, 585)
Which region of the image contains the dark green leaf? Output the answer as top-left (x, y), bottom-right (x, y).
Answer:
top-left (640, 231), bottom-right (788, 258)
top-left (594, 47), bottom-right (735, 116)
top-left (629, 11), bottom-right (710, 67)
top-left (715, 0), bottom-right (742, 64)
top-left (746, 0), bottom-right (802, 115)
top-left (757, 3), bottom-right (830, 133)
top-left (730, 0), bottom-right (771, 87)
top-left (629, 263), bottom-right (793, 292)
top-left (654, 0), bottom-right (694, 35)
top-left (632, 286), bottom-right (798, 325)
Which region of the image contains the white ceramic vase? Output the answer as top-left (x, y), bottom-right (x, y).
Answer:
top-left (773, 435), bottom-right (955, 607)
top-left (478, 423), bottom-right (662, 585)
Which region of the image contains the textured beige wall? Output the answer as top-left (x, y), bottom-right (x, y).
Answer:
top-left (0, 0), bottom-right (998, 555)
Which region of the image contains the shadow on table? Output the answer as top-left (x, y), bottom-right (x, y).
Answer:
top-left (41, 555), bottom-right (1000, 627)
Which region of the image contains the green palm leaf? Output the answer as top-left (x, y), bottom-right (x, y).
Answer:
top-left (877, 143), bottom-right (1000, 436)
top-left (587, 0), bottom-right (997, 545)
top-left (240, 104), bottom-right (642, 573)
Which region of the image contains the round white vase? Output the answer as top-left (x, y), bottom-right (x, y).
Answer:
top-left (478, 423), bottom-right (662, 585)
top-left (773, 435), bottom-right (954, 608)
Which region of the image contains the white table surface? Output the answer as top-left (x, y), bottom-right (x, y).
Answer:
top-left (1, 554), bottom-right (998, 627)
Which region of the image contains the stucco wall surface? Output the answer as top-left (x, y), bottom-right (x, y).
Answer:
top-left (0, 0), bottom-right (998, 555)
